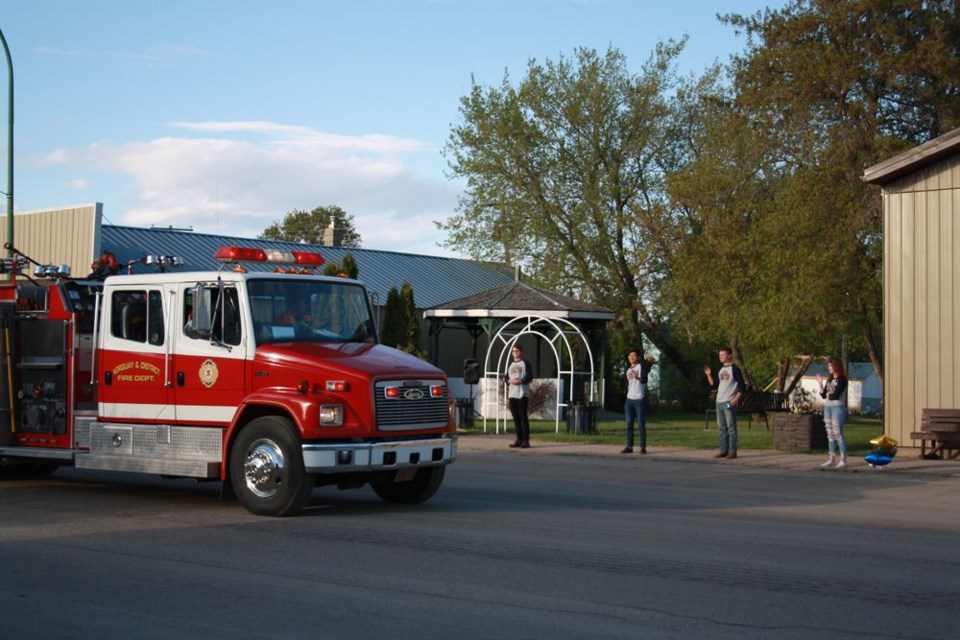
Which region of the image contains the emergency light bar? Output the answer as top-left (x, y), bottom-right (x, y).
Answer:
top-left (0, 256), bottom-right (28, 274)
top-left (145, 255), bottom-right (184, 269)
top-left (214, 246), bottom-right (325, 266)
top-left (34, 264), bottom-right (71, 278)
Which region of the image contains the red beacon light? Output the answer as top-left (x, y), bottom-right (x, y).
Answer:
top-left (270, 250), bottom-right (325, 266)
top-left (215, 247), bottom-right (266, 262)
top-left (214, 246), bottom-right (325, 268)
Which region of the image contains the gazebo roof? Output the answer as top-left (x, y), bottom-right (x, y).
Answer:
top-left (425, 281), bottom-right (615, 321)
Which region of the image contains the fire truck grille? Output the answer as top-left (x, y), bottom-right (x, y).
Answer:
top-left (374, 380), bottom-right (450, 431)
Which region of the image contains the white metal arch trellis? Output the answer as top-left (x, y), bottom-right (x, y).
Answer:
top-left (480, 315), bottom-right (597, 434)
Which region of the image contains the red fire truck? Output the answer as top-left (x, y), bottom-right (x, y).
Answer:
top-left (0, 244), bottom-right (456, 516)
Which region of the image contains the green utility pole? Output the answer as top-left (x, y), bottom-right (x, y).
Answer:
top-left (0, 27), bottom-right (12, 272)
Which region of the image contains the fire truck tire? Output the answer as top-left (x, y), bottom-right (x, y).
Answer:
top-left (0, 461), bottom-right (59, 478)
top-left (28, 462), bottom-right (60, 476)
top-left (229, 416), bottom-right (315, 517)
top-left (370, 465), bottom-right (445, 504)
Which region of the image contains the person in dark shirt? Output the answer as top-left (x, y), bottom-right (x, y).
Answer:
top-left (817, 357), bottom-right (849, 469)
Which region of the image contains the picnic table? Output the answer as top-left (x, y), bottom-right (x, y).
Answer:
top-left (704, 389), bottom-right (787, 430)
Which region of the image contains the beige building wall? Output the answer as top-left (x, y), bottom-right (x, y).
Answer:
top-left (0, 203), bottom-right (102, 276)
top-left (882, 154), bottom-right (960, 444)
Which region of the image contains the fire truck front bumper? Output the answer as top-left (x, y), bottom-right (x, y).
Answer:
top-left (301, 436), bottom-right (457, 473)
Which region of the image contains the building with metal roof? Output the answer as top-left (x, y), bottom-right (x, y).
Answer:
top-left (0, 204), bottom-right (516, 311)
top-left (99, 223), bottom-right (516, 310)
top-left (1, 204), bottom-right (560, 377)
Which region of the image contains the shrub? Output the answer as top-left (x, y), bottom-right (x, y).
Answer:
top-left (527, 380), bottom-right (556, 416)
top-left (789, 387), bottom-right (817, 414)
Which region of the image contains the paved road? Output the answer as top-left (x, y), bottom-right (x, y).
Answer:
top-left (2, 446), bottom-right (958, 639)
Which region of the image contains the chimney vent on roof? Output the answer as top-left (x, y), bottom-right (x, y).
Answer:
top-left (321, 221), bottom-right (342, 247)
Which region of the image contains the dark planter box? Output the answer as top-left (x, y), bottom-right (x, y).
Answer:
top-left (565, 402), bottom-right (599, 434)
top-left (772, 413), bottom-right (827, 452)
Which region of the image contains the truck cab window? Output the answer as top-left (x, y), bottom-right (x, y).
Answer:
top-left (213, 287), bottom-right (242, 346)
top-left (111, 290), bottom-right (163, 345)
top-left (183, 286), bottom-right (241, 346)
top-left (147, 290), bottom-right (164, 345)
top-left (247, 279), bottom-right (377, 346)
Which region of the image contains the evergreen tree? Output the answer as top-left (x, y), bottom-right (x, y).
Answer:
top-left (380, 286), bottom-right (404, 349)
top-left (380, 282), bottom-right (423, 357)
top-left (340, 254), bottom-right (359, 279)
top-left (400, 282), bottom-right (422, 356)
top-left (322, 253), bottom-right (359, 279)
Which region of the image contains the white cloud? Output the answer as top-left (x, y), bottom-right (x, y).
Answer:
top-left (167, 121), bottom-right (424, 154)
top-left (41, 121), bottom-right (462, 256)
top-left (36, 44), bottom-right (209, 68)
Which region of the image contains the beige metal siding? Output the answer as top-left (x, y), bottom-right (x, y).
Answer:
top-left (0, 203), bottom-right (102, 275)
top-left (885, 154), bottom-right (960, 193)
top-left (883, 162), bottom-right (960, 446)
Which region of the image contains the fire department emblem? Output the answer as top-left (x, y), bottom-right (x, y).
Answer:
top-left (199, 359), bottom-right (219, 388)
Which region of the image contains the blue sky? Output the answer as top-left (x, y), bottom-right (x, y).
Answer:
top-left (2, 0), bottom-right (783, 257)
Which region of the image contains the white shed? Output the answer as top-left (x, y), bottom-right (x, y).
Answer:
top-left (794, 362), bottom-right (883, 415)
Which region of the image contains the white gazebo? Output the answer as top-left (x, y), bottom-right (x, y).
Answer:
top-left (424, 281), bottom-right (615, 432)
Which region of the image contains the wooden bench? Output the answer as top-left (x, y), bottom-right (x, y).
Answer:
top-left (911, 408), bottom-right (960, 459)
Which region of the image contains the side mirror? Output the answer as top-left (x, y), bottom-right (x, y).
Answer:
top-left (192, 286), bottom-right (213, 336)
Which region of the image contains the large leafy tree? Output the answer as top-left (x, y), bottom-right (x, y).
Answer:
top-left (664, 69), bottom-right (849, 389)
top-left (259, 205), bottom-right (361, 247)
top-left (442, 43), bottom-right (702, 382)
top-left (665, 73), bottom-right (782, 387)
top-left (440, 3), bottom-right (960, 398)
top-left (719, 0), bottom-right (960, 385)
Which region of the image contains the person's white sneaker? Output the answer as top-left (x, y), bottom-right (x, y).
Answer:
top-left (820, 459), bottom-right (835, 468)
top-left (835, 460), bottom-right (847, 470)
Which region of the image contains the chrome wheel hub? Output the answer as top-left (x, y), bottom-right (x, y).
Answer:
top-left (243, 439), bottom-right (285, 497)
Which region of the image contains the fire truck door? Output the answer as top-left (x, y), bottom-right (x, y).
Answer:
top-left (98, 288), bottom-right (172, 422)
top-left (172, 285), bottom-right (247, 425)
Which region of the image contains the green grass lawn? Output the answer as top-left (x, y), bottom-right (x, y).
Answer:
top-left (461, 411), bottom-right (884, 455)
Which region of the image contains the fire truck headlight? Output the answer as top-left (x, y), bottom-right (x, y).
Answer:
top-left (318, 404), bottom-right (344, 427)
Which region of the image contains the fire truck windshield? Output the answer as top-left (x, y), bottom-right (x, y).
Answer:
top-left (247, 279), bottom-right (376, 346)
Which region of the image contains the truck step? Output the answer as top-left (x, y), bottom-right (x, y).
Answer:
top-left (75, 452), bottom-right (220, 478)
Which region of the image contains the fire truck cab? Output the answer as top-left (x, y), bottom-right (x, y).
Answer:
top-left (0, 246), bottom-right (456, 516)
